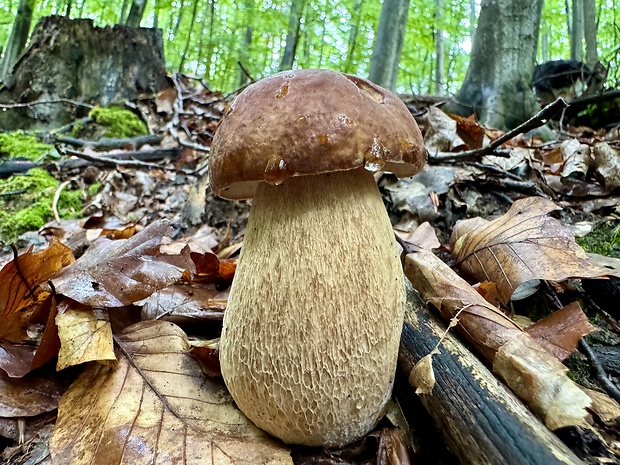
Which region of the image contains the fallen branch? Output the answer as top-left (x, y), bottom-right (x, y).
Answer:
top-left (398, 283), bottom-right (584, 465)
top-left (54, 134), bottom-right (162, 150)
top-left (61, 148), bottom-right (183, 171)
top-left (429, 98), bottom-right (569, 162)
top-left (578, 339), bottom-right (620, 403)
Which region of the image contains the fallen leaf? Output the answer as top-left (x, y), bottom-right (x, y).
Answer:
top-left (0, 239), bottom-right (74, 342)
top-left (55, 300), bottom-right (115, 371)
top-left (449, 113), bottom-right (487, 149)
top-left (592, 142), bottom-right (620, 191)
top-left (404, 222), bottom-right (441, 251)
top-left (452, 197), bottom-right (608, 304)
top-left (190, 340), bottom-right (222, 377)
top-left (560, 139), bottom-right (590, 180)
top-left (139, 284), bottom-right (225, 324)
top-left (0, 370), bottom-right (62, 417)
top-left (581, 387), bottom-right (620, 425)
top-left (49, 320), bottom-right (292, 465)
top-left (422, 106), bottom-right (467, 153)
top-left (49, 220), bottom-right (195, 307)
top-left (0, 342), bottom-right (38, 378)
top-left (525, 302), bottom-right (595, 361)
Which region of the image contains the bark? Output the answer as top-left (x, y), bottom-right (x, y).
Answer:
top-left (434, 0), bottom-right (445, 95)
top-left (125, 0), bottom-right (147, 27)
top-left (398, 284), bottom-right (585, 465)
top-left (179, 0), bottom-right (200, 71)
top-left (470, 0), bottom-right (476, 38)
top-left (0, 16), bottom-right (169, 130)
top-left (279, 0), bottom-right (306, 71)
top-left (447, 0), bottom-right (544, 130)
top-left (583, 0), bottom-right (598, 65)
top-left (368, 0), bottom-right (411, 90)
top-left (0, 0), bottom-right (35, 83)
top-left (343, 0), bottom-right (364, 74)
top-left (119, 0), bottom-right (130, 23)
top-left (570, 0), bottom-right (584, 62)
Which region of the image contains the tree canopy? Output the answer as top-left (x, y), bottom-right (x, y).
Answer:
top-left (0, 0), bottom-right (618, 93)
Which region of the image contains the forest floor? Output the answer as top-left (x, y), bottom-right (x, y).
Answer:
top-left (0, 74), bottom-right (619, 465)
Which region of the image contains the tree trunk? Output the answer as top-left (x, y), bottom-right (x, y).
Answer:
top-left (179, 0), bottom-right (200, 71)
top-left (582, 0), bottom-right (598, 66)
top-left (447, 0), bottom-right (544, 130)
top-left (470, 0), bottom-right (476, 38)
top-left (0, 0), bottom-right (35, 83)
top-left (434, 0), bottom-right (444, 95)
top-left (343, 0), bottom-right (364, 74)
top-left (279, 0), bottom-right (306, 71)
top-left (119, 0), bottom-right (130, 23)
top-left (237, 0), bottom-right (254, 87)
top-left (368, 0), bottom-right (411, 90)
top-left (125, 0), bottom-right (147, 27)
top-left (570, 0), bottom-right (584, 62)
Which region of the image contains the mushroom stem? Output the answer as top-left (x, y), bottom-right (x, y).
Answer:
top-left (219, 168), bottom-right (405, 447)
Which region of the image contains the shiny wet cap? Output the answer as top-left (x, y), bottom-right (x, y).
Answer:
top-left (209, 69), bottom-right (426, 199)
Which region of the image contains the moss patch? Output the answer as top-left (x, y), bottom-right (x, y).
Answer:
top-left (89, 107), bottom-right (148, 139)
top-left (576, 221), bottom-right (620, 258)
top-left (0, 131), bottom-right (55, 161)
top-left (0, 168), bottom-right (82, 244)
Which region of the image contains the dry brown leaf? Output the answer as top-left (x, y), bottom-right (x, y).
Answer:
top-left (190, 340), bottom-right (222, 378)
top-left (449, 113), bottom-right (486, 149)
top-left (0, 239), bottom-right (74, 342)
top-left (0, 342), bottom-right (38, 378)
top-left (49, 320), bottom-right (292, 465)
top-left (452, 197), bottom-right (608, 304)
top-left (50, 220), bottom-right (195, 307)
top-left (404, 249), bottom-right (591, 430)
top-left (525, 302), bottom-right (595, 361)
top-left (55, 301), bottom-right (115, 370)
top-left (422, 106), bottom-right (467, 153)
top-left (0, 369), bottom-right (62, 417)
top-left (405, 222), bottom-right (441, 251)
top-left (560, 139), bottom-right (590, 180)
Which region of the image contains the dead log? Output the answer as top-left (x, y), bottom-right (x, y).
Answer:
top-left (397, 283), bottom-right (584, 465)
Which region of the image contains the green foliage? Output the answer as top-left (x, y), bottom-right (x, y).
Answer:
top-left (575, 221), bottom-right (620, 258)
top-left (88, 107), bottom-right (148, 138)
top-left (0, 168), bottom-right (83, 244)
top-left (0, 0), bottom-right (617, 95)
top-left (0, 131), bottom-right (55, 161)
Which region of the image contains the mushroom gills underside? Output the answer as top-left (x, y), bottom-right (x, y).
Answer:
top-left (219, 167), bottom-right (406, 447)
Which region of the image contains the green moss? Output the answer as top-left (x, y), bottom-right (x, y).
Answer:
top-left (89, 107), bottom-right (148, 139)
top-left (0, 168), bottom-right (83, 244)
top-left (576, 221), bottom-right (620, 258)
top-left (87, 182), bottom-right (102, 196)
top-left (0, 131), bottom-right (55, 161)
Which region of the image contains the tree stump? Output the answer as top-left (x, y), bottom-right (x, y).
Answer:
top-left (0, 15), bottom-right (171, 130)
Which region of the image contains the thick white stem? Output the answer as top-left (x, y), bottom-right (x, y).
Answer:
top-left (219, 168), bottom-right (405, 447)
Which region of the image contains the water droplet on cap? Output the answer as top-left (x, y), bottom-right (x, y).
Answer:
top-left (265, 158), bottom-right (289, 185)
top-left (363, 137), bottom-right (388, 172)
top-left (275, 83), bottom-right (289, 99)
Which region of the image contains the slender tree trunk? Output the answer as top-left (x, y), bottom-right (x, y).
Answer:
top-left (583, 0), bottom-right (598, 65)
top-left (448, 0), bottom-right (544, 130)
top-left (237, 0), bottom-right (254, 87)
top-left (173, 1), bottom-right (186, 38)
top-left (434, 0), bottom-right (445, 95)
top-left (0, 0), bottom-right (35, 82)
top-left (65, 0), bottom-right (72, 16)
top-left (119, 0), bottom-right (130, 23)
top-left (152, 0), bottom-right (160, 29)
top-left (570, 0), bottom-right (584, 61)
top-left (317, 12), bottom-right (326, 68)
top-left (565, 0), bottom-right (571, 38)
top-left (77, 0), bottom-right (86, 17)
top-left (126, 0), bottom-right (147, 27)
top-left (344, 0), bottom-right (364, 74)
top-left (279, 0), bottom-right (306, 71)
top-left (180, 0), bottom-right (200, 70)
top-left (368, 0), bottom-right (411, 90)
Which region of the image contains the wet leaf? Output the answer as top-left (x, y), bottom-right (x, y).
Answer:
top-left (525, 302), bottom-right (595, 361)
top-left (452, 197), bottom-right (608, 304)
top-left (49, 220), bottom-right (195, 307)
top-left (0, 239), bottom-right (74, 342)
top-left (140, 284), bottom-right (225, 323)
top-left (55, 301), bottom-right (115, 370)
top-left (0, 342), bottom-right (38, 378)
top-left (49, 320), bottom-right (291, 465)
top-left (422, 106), bottom-right (467, 153)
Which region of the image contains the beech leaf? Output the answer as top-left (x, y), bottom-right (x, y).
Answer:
top-left (0, 239), bottom-right (74, 342)
top-left (50, 220), bottom-right (196, 307)
top-left (452, 197), bottom-right (608, 304)
top-left (55, 301), bottom-right (116, 370)
top-left (49, 320), bottom-right (292, 465)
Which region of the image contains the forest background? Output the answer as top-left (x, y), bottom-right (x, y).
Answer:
top-left (1, 0), bottom-right (618, 97)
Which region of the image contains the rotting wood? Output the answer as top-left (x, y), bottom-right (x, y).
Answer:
top-left (397, 283), bottom-right (585, 465)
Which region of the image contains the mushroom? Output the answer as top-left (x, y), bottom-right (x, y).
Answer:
top-left (209, 69), bottom-right (426, 447)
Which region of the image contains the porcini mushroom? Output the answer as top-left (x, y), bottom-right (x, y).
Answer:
top-left (209, 69), bottom-right (426, 447)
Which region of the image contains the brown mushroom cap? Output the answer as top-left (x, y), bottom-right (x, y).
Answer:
top-left (209, 69), bottom-right (426, 199)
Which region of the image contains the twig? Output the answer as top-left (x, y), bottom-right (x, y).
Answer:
top-left (63, 148), bottom-right (180, 171)
top-left (52, 180), bottom-right (71, 224)
top-left (578, 339), bottom-right (620, 403)
top-left (236, 61), bottom-right (256, 84)
top-left (429, 98), bottom-right (569, 162)
top-left (0, 99), bottom-right (94, 110)
top-left (54, 134), bottom-right (162, 150)
top-left (178, 139), bottom-right (210, 152)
